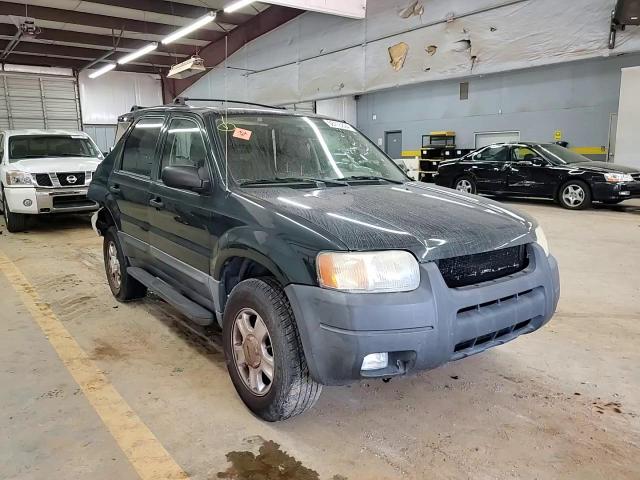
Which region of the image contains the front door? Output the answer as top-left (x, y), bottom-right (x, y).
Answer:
top-left (385, 131), bottom-right (402, 159)
top-left (109, 115), bottom-right (164, 263)
top-left (506, 146), bottom-right (557, 197)
top-left (148, 115), bottom-right (216, 310)
top-left (466, 145), bottom-right (510, 192)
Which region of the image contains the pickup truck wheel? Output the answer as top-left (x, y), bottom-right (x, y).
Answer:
top-left (3, 195), bottom-right (27, 233)
top-left (223, 278), bottom-right (321, 421)
top-left (559, 180), bottom-right (592, 210)
top-left (103, 227), bottom-right (147, 301)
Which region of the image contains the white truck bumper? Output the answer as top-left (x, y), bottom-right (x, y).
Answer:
top-left (4, 187), bottom-right (98, 214)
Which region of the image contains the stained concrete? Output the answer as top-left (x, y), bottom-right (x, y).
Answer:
top-left (0, 199), bottom-right (639, 480)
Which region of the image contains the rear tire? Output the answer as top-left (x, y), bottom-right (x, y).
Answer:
top-left (558, 180), bottom-right (592, 210)
top-left (454, 175), bottom-right (477, 194)
top-left (3, 194), bottom-right (27, 233)
top-left (223, 278), bottom-right (321, 422)
top-left (103, 227), bottom-right (147, 301)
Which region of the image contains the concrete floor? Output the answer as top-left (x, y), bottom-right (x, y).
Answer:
top-left (1, 199), bottom-right (639, 480)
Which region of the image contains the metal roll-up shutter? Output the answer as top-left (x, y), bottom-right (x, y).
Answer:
top-left (0, 73), bottom-right (81, 130)
top-left (281, 101), bottom-right (316, 114)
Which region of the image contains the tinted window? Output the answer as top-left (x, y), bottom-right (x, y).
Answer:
top-left (160, 118), bottom-right (208, 176)
top-left (121, 117), bottom-right (163, 176)
top-left (8, 135), bottom-right (99, 162)
top-left (471, 146), bottom-right (509, 162)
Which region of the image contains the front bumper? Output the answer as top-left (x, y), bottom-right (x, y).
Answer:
top-left (285, 244), bottom-right (560, 385)
top-left (592, 181), bottom-right (640, 202)
top-left (4, 187), bottom-right (99, 214)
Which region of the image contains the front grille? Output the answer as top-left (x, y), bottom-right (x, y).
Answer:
top-left (438, 245), bottom-right (529, 288)
top-left (454, 319), bottom-right (533, 353)
top-left (52, 195), bottom-right (95, 209)
top-left (34, 173), bottom-right (53, 187)
top-left (56, 172), bottom-right (85, 187)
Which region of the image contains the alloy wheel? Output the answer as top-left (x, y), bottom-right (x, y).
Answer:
top-left (106, 241), bottom-right (122, 291)
top-left (562, 184), bottom-right (585, 207)
top-left (456, 179), bottom-right (473, 193)
top-left (232, 308), bottom-right (274, 396)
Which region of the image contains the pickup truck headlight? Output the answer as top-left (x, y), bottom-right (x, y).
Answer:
top-left (604, 173), bottom-right (633, 183)
top-left (535, 226), bottom-right (550, 257)
top-left (5, 171), bottom-right (34, 186)
top-left (317, 250), bottom-right (420, 293)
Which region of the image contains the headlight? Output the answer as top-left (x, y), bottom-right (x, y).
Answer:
top-left (5, 171), bottom-right (34, 186)
top-left (604, 173), bottom-right (633, 183)
top-left (535, 226), bottom-right (550, 257)
top-left (317, 250), bottom-right (420, 293)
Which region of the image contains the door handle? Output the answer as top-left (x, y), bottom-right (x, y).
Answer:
top-left (149, 197), bottom-right (164, 209)
top-left (109, 184), bottom-right (121, 193)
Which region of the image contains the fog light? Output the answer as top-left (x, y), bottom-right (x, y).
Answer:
top-left (23, 199), bottom-right (33, 207)
top-left (361, 353), bottom-right (389, 371)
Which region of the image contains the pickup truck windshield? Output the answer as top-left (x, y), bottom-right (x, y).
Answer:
top-left (9, 135), bottom-right (99, 162)
top-left (213, 114), bottom-right (407, 185)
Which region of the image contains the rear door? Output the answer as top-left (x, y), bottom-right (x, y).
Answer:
top-left (109, 115), bottom-right (165, 263)
top-left (506, 146), bottom-right (557, 197)
top-left (148, 114), bottom-right (216, 309)
top-left (467, 145), bottom-right (510, 192)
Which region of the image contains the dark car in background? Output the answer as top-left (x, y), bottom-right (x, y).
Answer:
top-left (88, 103), bottom-right (559, 421)
top-left (435, 142), bottom-right (640, 209)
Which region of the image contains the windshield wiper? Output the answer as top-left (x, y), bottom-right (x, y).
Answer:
top-left (334, 175), bottom-right (404, 185)
top-left (240, 177), bottom-right (347, 187)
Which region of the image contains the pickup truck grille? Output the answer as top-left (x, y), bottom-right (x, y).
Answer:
top-left (631, 173), bottom-right (640, 181)
top-left (35, 173), bottom-right (53, 187)
top-left (56, 172), bottom-right (85, 186)
top-left (438, 245), bottom-right (529, 288)
top-left (32, 172), bottom-right (91, 187)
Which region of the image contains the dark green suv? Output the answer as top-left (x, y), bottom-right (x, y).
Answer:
top-left (89, 100), bottom-right (560, 421)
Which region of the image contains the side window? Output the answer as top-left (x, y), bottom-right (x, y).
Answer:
top-left (471, 146), bottom-right (509, 162)
top-left (512, 147), bottom-right (539, 161)
top-left (160, 118), bottom-right (208, 177)
top-left (120, 117), bottom-right (163, 177)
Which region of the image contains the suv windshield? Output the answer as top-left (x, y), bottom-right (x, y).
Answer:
top-left (212, 114), bottom-right (407, 185)
top-left (538, 144), bottom-right (589, 165)
top-left (9, 135), bottom-right (99, 162)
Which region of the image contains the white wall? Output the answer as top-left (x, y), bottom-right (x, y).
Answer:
top-left (615, 66), bottom-right (640, 169)
top-left (78, 70), bottom-right (162, 125)
top-left (316, 96), bottom-right (357, 126)
top-left (184, 0), bottom-right (640, 105)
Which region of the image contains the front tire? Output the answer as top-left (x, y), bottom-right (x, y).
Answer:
top-left (103, 227), bottom-right (147, 301)
top-left (223, 278), bottom-right (321, 422)
top-left (454, 175), bottom-right (477, 194)
top-left (558, 180), bottom-right (592, 210)
top-left (3, 194), bottom-right (27, 233)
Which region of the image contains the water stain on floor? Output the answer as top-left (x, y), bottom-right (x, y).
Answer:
top-left (217, 437), bottom-right (346, 480)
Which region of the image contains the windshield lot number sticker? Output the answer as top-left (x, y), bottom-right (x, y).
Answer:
top-left (324, 120), bottom-right (355, 132)
top-left (233, 128), bottom-right (252, 141)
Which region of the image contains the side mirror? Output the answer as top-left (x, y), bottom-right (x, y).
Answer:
top-left (161, 165), bottom-right (211, 193)
top-left (531, 156), bottom-right (545, 166)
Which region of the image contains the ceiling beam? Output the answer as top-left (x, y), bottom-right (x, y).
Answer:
top-left (164, 6), bottom-right (304, 99)
top-left (0, 1), bottom-right (224, 43)
top-left (0, 40), bottom-right (177, 67)
top-left (2, 53), bottom-right (164, 74)
top-left (0, 23), bottom-right (194, 57)
top-left (82, 0), bottom-right (252, 26)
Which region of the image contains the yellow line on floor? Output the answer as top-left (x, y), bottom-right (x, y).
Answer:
top-left (0, 249), bottom-right (189, 480)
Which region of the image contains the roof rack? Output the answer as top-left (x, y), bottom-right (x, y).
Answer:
top-left (172, 97), bottom-right (286, 110)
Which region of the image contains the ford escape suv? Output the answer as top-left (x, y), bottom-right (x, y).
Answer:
top-left (88, 100), bottom-right (560, 422)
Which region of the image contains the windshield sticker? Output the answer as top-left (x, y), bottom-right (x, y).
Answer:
top-left (233, 127), bottom-right (252, 141)
top-left (323, 119), bottom-right (355, 132)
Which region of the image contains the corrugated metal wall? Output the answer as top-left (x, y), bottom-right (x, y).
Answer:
top-left (0, 73), bottom-right (81, 130)
top-left (83, 124), bottom-right (116, 153)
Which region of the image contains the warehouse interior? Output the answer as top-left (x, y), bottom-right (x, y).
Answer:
top-left (1, 1), bottom-right (639, 479)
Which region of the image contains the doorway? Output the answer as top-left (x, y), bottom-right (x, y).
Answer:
top-left (385, 130), bottom-right (403, 159)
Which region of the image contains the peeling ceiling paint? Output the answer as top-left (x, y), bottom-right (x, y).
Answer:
top-left (389, 42), bottom-right (409, 71)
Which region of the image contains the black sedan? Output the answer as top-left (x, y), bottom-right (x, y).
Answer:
top-left (435, 142), bottom-right (640, 209)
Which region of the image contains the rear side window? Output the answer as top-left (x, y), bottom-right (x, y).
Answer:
top-left (121, 117), bottom-right (163, 177)
top-left (160, 117), bottom-right (208, 174)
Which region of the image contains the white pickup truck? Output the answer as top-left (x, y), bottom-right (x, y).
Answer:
top-left (0, 129), bottom-right (103, 232)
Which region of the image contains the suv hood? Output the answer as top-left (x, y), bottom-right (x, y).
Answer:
top-left (244, 182), bottom-right (538, 262)
top-left (7, 157), bottom-right (101, 174)
top-left (570, 161), bottom-right (639, 174)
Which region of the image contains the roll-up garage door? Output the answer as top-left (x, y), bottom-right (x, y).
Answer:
top-left (0, 73), bottom-right (81, 130)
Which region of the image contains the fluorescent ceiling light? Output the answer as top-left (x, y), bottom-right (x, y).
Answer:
top-left (118, 43), bottom-right (158, 65)
top-left (161, 12), bottom-right (216, 45)
top-left (224, 0), bottom-right (254, 13)
top-left (89, 63), bottom-right (116, 79)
